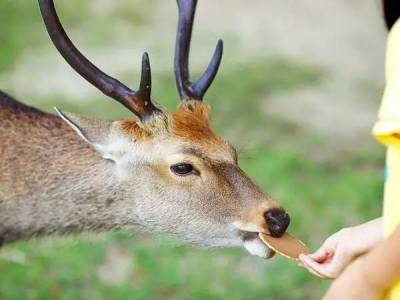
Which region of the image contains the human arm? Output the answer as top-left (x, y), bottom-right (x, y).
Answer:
top-left (323, 223), bottom-right (400, 299)
top-left (299, 218), bottom-right (383, 279)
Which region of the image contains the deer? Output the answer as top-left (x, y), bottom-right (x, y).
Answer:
top-left (0, 0), bottom-right (290, 259)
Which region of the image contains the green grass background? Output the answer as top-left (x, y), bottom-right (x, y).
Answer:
top-left (0, 1), bottom-right (384, 299)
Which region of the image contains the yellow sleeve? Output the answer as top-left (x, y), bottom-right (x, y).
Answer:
top-left (372, 19), bottom-right (400, 147)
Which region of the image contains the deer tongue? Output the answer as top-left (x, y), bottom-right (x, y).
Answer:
top-left (259, 232), bottom-right (309, 260)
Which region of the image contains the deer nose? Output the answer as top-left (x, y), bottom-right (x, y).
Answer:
top-left (264, 209), bottom-right (290, 237)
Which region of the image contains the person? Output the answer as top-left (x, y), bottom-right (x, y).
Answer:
top-left (299, 1), bottom-right (400, 299)
top-left (300, 219), bottom-right (400, 299)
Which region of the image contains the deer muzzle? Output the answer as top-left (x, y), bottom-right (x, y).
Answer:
top-left (233, 205), bottom-right (290, 258)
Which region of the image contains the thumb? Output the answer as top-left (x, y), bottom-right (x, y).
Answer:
top-left (309, 239), bottom-right (336, 262)
top-left (324, 248), bottom-right (354, 278)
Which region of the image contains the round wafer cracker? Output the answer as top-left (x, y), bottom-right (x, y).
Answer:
top-left (259, 232), bottom-right (308, 260)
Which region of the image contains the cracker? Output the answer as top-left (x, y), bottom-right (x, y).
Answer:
top-left (259, 232), bottom-right (308, 260)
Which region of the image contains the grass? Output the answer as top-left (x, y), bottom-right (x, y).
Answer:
top-left (0, 2), bottom-right (384, 299)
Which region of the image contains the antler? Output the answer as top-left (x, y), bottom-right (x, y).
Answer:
top-left (174, 0), bottom-right (223, 101)
top-left (38, 0), bottom-right (161, 121)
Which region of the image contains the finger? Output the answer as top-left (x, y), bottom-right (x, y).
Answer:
top-left (299, 253), bottom-right (327, 268)
top-left (309, 251), bottom-right (331, 263)
top-left (297, 260), bottom-right (309, 269)
top-left (302, 258), bottom-right (327, 279)
top-left (307, 267), bottom-right (326, 279)
top-left (302, 258), bottom-right (329, 279)
top-left (300, 254), bottom-right (334, 279)
top-left (309, 244), bottom-right (334, 262)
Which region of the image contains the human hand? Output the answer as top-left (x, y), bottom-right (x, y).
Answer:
top-left (299, 218), bottom-right (382, 279)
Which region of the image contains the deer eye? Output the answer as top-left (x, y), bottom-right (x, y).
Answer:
top-left (170, 163), bottom-right (195, 176)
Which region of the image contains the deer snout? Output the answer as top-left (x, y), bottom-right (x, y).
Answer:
top-left (236, 206), bottom-right (290, 258)
top-left (264, 209), bottom-right (290, 237)
top-left (234, 203), bottom-right (290, 237)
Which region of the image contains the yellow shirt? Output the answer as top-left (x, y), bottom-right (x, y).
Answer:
top-left (372, 18), bottom-right (400, 300)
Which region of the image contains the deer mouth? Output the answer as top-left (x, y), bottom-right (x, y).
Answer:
top-left (239, 231), bottom-right (276, 259)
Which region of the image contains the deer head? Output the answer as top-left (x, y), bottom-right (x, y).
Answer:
top-left (37, 0), bottom-right (290, 258)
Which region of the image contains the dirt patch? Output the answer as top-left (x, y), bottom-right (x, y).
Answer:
top-left (252, 0), bottom-right (387, 155)
top-left (263, 78), bottom-right (382, 158)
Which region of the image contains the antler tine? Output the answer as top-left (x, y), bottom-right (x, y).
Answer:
top-left (38, 0), bottom-right (161, 121)
top-left (174, 0), bottom-right (223, 101)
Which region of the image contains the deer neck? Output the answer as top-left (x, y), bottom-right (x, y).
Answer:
top-left (0, 160), bottom-right (136, 245)
top-left (0, 98), bottom-right (140, 245)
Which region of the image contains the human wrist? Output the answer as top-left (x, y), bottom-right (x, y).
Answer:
top-left (346, 218), bottom-right (383, 255)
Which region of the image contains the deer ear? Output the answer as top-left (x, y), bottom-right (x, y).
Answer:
top-left (55, 107), bottom-right (113, 150)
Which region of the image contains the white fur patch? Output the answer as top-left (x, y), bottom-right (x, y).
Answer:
top-left (244, 238), bottom-right (271, 258)
top-left (55, 107), bottom-right (91, 144)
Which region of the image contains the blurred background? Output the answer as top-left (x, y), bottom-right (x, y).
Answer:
top-left (0, 0), bottom-right (387, 299)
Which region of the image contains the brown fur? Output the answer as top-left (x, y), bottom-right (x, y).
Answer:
top-left (118, 119), bottom-right (152, 140)
top-left (0, 92), bottom-right (97, 198)
top-left (171, 101), bottom-right (222, 145)
top-left (0, 92), bottom-right (118, 243)
top-left (116, 100), bottom-right (223, 145)
top-left (0, 90), bottom-right (285, 249)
